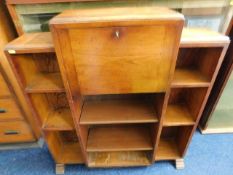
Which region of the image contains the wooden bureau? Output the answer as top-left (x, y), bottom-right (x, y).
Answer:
top-left (4, 6), bottom-right (230, 174)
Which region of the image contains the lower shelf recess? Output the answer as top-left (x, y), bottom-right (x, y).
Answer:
top-left (88, 151), bottom-right (151, 167)
top-left (43, 108), bottom-right (74, 131)
top-left (163, 104), bottom-right (195, 126)
top-left (87, 125), bottom-right (153, 152)
top-left (80, 98), bottom-right (158, 124)
top-left (58, 142), bottom-right (84, 164)
top-left (155, 138), bottom-right (182, 161)
top-left (25, 72), bottom-right (65, 93)
top-left (172, 68), bottom-right (210, 87)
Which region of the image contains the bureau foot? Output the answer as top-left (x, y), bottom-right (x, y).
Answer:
top-left (175, 159), bottom-right (185, 169)
top-left (56, 164), bottom-right (65, 174)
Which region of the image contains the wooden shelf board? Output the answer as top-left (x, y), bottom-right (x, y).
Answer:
top-left (58, 142), bottom-right (84, 164)
top-left (80, 99), bottom-right (158, 125)
top-left (43, 108), bottom-right (74, 131)
top-left (88, 151), bottom-right (151, 167)
top-left (180, 28), bottom-right (230, 48)
top-left (25, 72), bottom-right (65, 93)
top-left (200, 127), bottom-right (233, 134)
top-left (87, 125), bottom-right (153, 152)
top-left (4, 28), bottom-right (229, 55)
top-left (5, 32), bottom-right (54, 53)
top-left (163, 104), bottom-right (195, 126)
top-left (172, 68), bottom-right (210, 87)
top-left (155, 138), bottom-right (181, 161)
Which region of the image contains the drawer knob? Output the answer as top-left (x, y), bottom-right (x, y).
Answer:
top-left (115, 30), bottom-right (120, 38)
top-left (0, 109), bottom-right (6, 113)
top-left (4, 130), bottom-right (20, 135)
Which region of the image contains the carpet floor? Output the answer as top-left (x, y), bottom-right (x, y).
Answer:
top-left (1, 131), bottom-right (233, 175)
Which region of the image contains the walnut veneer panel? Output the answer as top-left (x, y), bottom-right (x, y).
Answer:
top-left (51, 7), bottom-right (184, 95)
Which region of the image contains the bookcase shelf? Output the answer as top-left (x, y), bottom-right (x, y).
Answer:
top-left (29, 93), bottom-right (71, 127)
top-left (172, 47), bottom-right (224, 89)
top-left (164, 87), bottom-right (208, 125)
top-left (172, 68), bottom-right (210, 88)
top-left (87, 125), bottom-right (153, 152)
top-left (46, 131), bottom-right (84, 164)
top-left (155, 138), bottom-right (181, 160)
top-left (25, 72), bottom-right (64, 93)
top-left (164, 104), bottom-right (195, 126)
top-left (5, 34), bottom-right (80, 168)
top-left (5, 32), bottom-right (54, 53)
top-left (59, 142), bottom-right (84, 164)
top-left (80, 97), bottom-right (158, 125)
top-left (5, 28), bottom-right (229, 54)
top-left (43, 108), bottom-right (74, 131)
top-left (155, 126), bottom-right (193, 161)
top-left (88, 151), bottom-right (151, 167)
top-left (5, 7), bottom-right (230, 173)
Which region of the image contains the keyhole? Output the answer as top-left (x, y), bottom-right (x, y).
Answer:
top-left (115, 30), bottom-right (120, 38)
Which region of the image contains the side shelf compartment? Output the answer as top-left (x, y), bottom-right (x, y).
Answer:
top-left (9, 53), bottom-right (64, 93)
top-left (155, 126), bottom-right (193, 161)
top-left (29, 93), bottom-right (74, 131)
top-left (163, 87), bottom-right (208, 126)
top-left (172, 47), bottom-right (223, 87)
top-left (45, 130), bottom-right (84, 164)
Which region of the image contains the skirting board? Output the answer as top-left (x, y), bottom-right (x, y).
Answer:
top-left (0, 138), bottom-right (44, 151)
top-left (199, 125), bottom-right (233, 134)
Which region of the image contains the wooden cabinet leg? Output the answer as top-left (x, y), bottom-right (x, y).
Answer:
top-left (175, 159), bottom-right (185, 170)
top-left (56, 164), bottom-right (65, 174)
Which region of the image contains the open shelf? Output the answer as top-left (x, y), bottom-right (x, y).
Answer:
top-left (164, 104), bottom-right (195, 126)
top-left (9, 52), bottom-right (63, 93)
top-left (155, 126), bottom-right (193, 161)
top-left (164, 87), bottom-right (208, 124)
top-left (172, 47), bottom-right (223, 87)
top-left (88, 151), bottom-right (151, 167)
top-left (25, 72), bottom-right (65, 93)
top-left (180, 28), bottom-right (230, 48)
top-left (4, 28), bottom-right (229, 54)
top-left (58, 142), bottom-right (84, 164)
top-left (155, 138), bottom-right (181, 160)
top-left (172, 68), bottom-right (210, 88)
top-left (80, 97), bottom-right (158, 125)
top-left (4, 29), bottom-right (229, 54)
top-left (87, 125), bottom-right (153, 152)
top-left (30, 93), bottom-right (73, 130)
top-left (43, 108), bottom-right (74, 131)
top-left (46, 131), bottom-right (84, 164)
top-left (5, 32), bottom-right (54, 53)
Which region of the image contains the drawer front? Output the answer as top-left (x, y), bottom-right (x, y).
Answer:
top-left (0, 73), bottom-right (11, 97)
top-left (0, 98), bottom-right (24, 121)
top-left (69, 25), bottom-right (179, 94)
top-left (0, 121), bottom-right (35, 143)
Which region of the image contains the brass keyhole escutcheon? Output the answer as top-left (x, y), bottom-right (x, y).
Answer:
top-left (115, 30), bottom-right (120, 39)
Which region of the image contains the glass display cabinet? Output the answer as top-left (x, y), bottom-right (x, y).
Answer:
top-left (6, 0), bottom-right (232, 35)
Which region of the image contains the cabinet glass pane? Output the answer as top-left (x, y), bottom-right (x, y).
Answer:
top-left (15, 0), bottom-right (232, 33)
top-left (207, 72), bottom-right (233, 130)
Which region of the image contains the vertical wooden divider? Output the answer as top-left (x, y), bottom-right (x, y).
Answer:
top-left (50, 27), bottom-right (88, 164)
top-left (153, 23), bottom-right (184, 160)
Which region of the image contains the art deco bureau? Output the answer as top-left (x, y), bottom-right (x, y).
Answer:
top-left (4, 6), bottom-right (230, 174)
